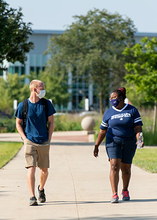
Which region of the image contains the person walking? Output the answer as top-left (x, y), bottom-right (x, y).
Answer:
top-left (94, 87), bottom-right (144, 203)
top-left (15, 80), bottom-right (56, 206)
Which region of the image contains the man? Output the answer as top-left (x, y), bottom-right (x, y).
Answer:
top-left (15, 80), bottom-right (56, 206)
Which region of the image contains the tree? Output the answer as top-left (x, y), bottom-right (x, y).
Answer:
top-left (40, 73), bottom-right (69, 109)
top-left (122, 83), bottom-right (154, 108)
top-left (0, 0), bottom-right (34, 70)
top-left (123, 37), bottom-right (157, 132)
top-left (25, 70), bottom-right (69, 109)
top-left (0, 70), bottom-right (69, 114)
top-left (0, 73), bottom-right (29, 114)
top-left (46, 8), bottom-right (136, 114)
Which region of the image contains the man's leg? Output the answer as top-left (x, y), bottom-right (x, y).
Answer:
top-left (27, 166), bottom-right (36, 197)
top-left (37, 140), bottom-right (50, 202)
top-left (37, 168), bottom-right (48, 203)
top-left (39, 168), bottom-right (48, 190)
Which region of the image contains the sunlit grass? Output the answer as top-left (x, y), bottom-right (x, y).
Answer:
top-left (133, 147), bottom-right (157, 173)
top-left (0, 142), bottom-right (23, 168)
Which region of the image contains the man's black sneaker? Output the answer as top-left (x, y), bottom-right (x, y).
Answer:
top-left (29, 196), bottom-right (38, 206)
top-left (37, 185), bottom-right (46, 203)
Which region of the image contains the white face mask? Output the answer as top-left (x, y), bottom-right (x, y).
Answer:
top-left (37, 89), bottom-right (46, 99)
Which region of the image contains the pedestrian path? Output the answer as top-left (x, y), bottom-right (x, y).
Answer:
top-left (0, 130), bottom-right (94, 143)
top-left (0, 132), bottom-right (157, 220)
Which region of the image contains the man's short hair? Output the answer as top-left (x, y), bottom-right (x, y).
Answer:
top-left (30, 80), bottom-right (43, 91)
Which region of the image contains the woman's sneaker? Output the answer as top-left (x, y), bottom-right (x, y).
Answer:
top-left (37, 185), bottom-right (46, 203)
top-left (29, 196), bottom-right (38, 206)
top-left (122, 190), bottom-right (130, 201)
top-left (111, 193), bottom-right (119, 203)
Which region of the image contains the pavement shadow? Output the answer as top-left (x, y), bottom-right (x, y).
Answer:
top-left (50, 142), bottom-right (95, 146)
top-left (45, 198), bottom-right (157, 205)
top-left (128, 198), bottom-right (157, 203)
top-left (45, 200), bottom-right (110, 205)
top-left (32, 216), bottom-right (157, 220)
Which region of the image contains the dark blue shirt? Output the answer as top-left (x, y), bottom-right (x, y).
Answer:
top-left (15, 99), bottom-right (56, 144)
top-left (100, 104), bottom-right (143, 140)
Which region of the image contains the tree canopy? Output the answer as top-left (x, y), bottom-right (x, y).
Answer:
top-left (0, 73), bottom-right (29, 114)
top-left (46, 8), bottom-right (137, 113)
top-left (0, 0), bottom-right (34, 69)
top-left (0, 71), bottom-right (69, 114)
top-left (123, 37), bottom-right (157, 132)
top-left (123, 37), bottom-right (157, 103)
top-left (27, 71), bottom-right (69, 109)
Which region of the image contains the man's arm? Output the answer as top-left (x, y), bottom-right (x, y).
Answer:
top-left (47, 115), bottom-right (54, 141)
top-left (16, 117), bottom-right (26, 141)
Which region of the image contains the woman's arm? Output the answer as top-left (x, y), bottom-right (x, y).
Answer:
top-left (94, 129), bottom-right (107, 157)
top-left (135, 125), bottom-right (144, 148)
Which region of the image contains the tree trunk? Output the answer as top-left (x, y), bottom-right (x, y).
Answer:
top-left (153, 102), bottom-right (157, 133)
top-left (99, 91), bottom-right (104, 115)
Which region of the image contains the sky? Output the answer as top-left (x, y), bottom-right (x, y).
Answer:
top-left (6, 0), bottom-right (157, 33)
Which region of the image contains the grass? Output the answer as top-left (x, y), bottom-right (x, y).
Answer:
top-left (133, 147), bottom-right (157, 173)
top-left (0, 142), bottom-right (23, 169)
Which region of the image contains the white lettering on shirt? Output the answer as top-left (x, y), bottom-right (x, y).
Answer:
top-left (111, 113), bottom-right (131, 120)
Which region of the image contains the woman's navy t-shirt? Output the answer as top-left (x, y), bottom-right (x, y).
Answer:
top-left (100, 104), bottom-right (143, 140)
top-left (15, 99), bottom-right (56, 144)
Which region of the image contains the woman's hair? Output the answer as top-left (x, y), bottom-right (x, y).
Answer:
top-left (112, 87), bottom-right (126, 101)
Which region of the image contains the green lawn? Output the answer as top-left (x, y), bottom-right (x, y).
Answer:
top-left (0, 142), bottom-right (23, 168)
top-left (133, 147), bottom-right (157, 173)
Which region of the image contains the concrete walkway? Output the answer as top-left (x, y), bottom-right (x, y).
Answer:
top-left (0, 132), bottom-right (157, 220)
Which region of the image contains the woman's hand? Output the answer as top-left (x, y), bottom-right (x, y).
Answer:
top-left (94, 145), bottom-right (99, 157)
top-left (93, 129), bottom-right (107, 158)
top-left (135, 125), bottom-right (144, 148)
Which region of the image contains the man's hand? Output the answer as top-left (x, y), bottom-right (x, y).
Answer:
top-left (16, 118), bottom-right (26, 141)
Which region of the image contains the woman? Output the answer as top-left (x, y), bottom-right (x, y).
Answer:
top-left (94, 87), bottom-right (144, 203)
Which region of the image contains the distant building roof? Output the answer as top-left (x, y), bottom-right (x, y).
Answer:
top-left (32, 29), bottom-right (64, 35)
top-left (135, 32), bottom-right (157, 37)
top-left (32, 30), bottom-right (157, 37)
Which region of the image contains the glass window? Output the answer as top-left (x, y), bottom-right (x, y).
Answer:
top-left (72, 94), bottom-right (77, 110)
top-left (8, 66), bottom-right (14, 74)
top-left (15, 66), bottom-right (19, 74)
top-left (30, 66), bottom-right (35, 72)
top-left (36, 67), bottom-right (41, 75)
top-left (21, 67), bottom-right (25, 75)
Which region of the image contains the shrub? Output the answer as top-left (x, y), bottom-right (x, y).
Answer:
top-left (0, 114), bottom-right (83, 133)
top-left (54, 114), bottom-right (82, 131)
top-left (0, 118), bottom-right (16, 133)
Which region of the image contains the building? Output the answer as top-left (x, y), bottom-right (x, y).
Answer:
top-left (4, 30), bottom-right (157, 111)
